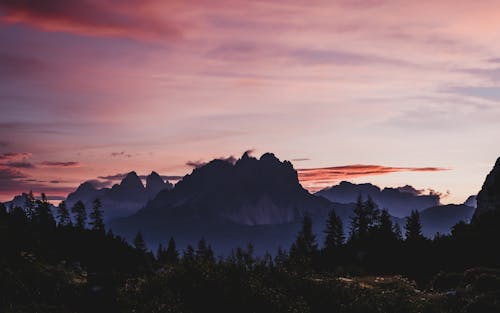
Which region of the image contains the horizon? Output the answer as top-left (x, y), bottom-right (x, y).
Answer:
top-left (1, 1), bottom-right (500, 204)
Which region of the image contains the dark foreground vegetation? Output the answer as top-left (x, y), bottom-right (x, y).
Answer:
top-left (1, 194), bottom-right (500, 313)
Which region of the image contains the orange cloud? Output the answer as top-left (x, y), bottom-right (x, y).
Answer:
top-left (298, 164), bottom-right (449, 191)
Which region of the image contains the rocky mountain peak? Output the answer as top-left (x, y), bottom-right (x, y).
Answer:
top-left (475, 157), bottom-right (500, 218)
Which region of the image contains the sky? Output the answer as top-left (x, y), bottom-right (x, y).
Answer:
top-left (1, 0), bottom-right (499, 203)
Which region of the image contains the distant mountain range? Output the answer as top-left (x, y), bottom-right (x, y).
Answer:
top-left (109, 153), bottom-right (477, 254)
top-left (65, 171), bottom-right (173, 221)
top-left (316, 181), bottom-right (442, 217)
top-left (4, 153), bottom-right (487, 254)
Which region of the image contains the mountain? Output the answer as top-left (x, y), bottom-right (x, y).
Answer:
top-left (316, 181), bottom-right (440, 217)
top-left (475, 157), bottom-right (500, 218)
top-left (419, 204), bottom-right (475, 237)
top-left (111, 152), bottom-right (346, 254)
top-left (65, 171), bottom-right (173, 221)
top-left (4, 192), bottom-right (57, 214)
top-left (463, 195), bottom-right (477, 208)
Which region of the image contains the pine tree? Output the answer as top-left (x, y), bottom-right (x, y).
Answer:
top-left (378, 209), bottom-right (394, 236)
top-left (25, 190), bottom-right (35, 220)
top-left (134, 231), bottom-right (147, 252)
top-left (57, 201), bottom-right (72, 227)
top-left (34, 193), bottom-right (55, 226)
top-left (393, 223), bottom-right (403, 241)
top-left (71, 200), bottom-right (87, 230)
top-left (196, 238), bottom-right (215, 264)
top-left (183, 244), bottom-right (195, 264)
top-left (405, 210), bottom-right (424, 241)
top-left (89, 198), bottom-right (104, 232)
top-left (350, 195), bottom-right (369, 240)
top-left (157, 243), bottom-right (166, 261)
top-left (290, 215), bottom-right (318, 263)
top-left (165, 237), bottom-right (179, 264)
top-left (324, 209), bottom-right (344, 251)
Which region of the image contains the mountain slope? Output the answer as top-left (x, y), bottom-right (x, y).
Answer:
top-left (111, 153), bottom-right (341, 254)
top-left (65, 171), bottom-right (172, 221)
top-left (475, 157), bottom-right (500, 218)
top-left (316, 181), bottom-right (440, 217)
top-left (419, 204), bottom-right (475, 237)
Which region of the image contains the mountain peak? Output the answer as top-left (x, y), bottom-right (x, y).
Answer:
top-left (146, 171), bottom-right (172, 196)
top-left (120, 171), bottom-right (144, 191)
top-left (475, 157), bottom-right (500, 218)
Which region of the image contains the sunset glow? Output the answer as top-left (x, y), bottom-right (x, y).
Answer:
top-left (1, 0), bottom-right (500, 203)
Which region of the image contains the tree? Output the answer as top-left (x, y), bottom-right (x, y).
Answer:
top-left (324, 209), bottom-right (344, 252)
top-left (183, 244), bottom-right (195, 264)
top-left (25, 190), bottom-right (36, 220)
top-left (89, 198), bottom-right (104, 232)
top-left (165, 237), bottom-right (179, 264)
top-left (290, 215), bottom-right (318, 264)
top-left (71, 201), bottom-right (87, 230)
top-left (377, 209), bottom-right (394, 236)
top-left (134, 231), bottom-right (147, 252)
top-left (196, 238), bottom-right (214, 264)
top-left (56, 201), bottom-right (72, 227)
top-left (405, 210), bottom-right (424, 241)
top-left (34, 193), bottom-right (55, 226)
top-left (350, 195), bottom-right (370, 240)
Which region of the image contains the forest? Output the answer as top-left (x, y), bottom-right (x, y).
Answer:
top-left (1, 193), bottom-right (500, 313)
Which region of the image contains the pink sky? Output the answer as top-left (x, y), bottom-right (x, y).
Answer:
top-left (1, 0), bottom-right (499, 203)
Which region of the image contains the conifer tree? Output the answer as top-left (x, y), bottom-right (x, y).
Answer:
top-left (183, 244), bottom-right (195, 264)
top-left (290, 215), bottom-right (318, 263)
top-left (165, 237), bottom-right (179, 264)
top-left (71, 200), bottom-right (87, 230)
top-left (405, 210), bottom-right (424, 241)
top-left (34, 193), bottom-right (55, 226)
top-left (378, 209), bottom-right (394, 236)
top-left (89, 198), bottom-right (105, 232)
top-left (25, 190), bottom-right (36, 220)
top-left (350, 195), bottom-right (369, 240)
top-left (134, 231), bottom-right (147, 252)
top-left (324, 209), bottom-right (344, 251)
top-left (56, 201), bottom-right (72, 227)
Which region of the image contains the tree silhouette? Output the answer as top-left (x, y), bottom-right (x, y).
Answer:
top-left (290, 215), bottom-right (318, 266)
top-left (71, 200), bottom-right (87, 230)
top-left (350, 195), bottom-right (370, 241)
top-left (56, 200), bottom-right (72, 227)
top-left (33, 193), bottom-right (55, 226)
top-left (324, 209), bottom-right (344, 251)
top-left (25, 190), bottom-right (36, 220)
top-left (89, 198), bottom-right (105, 233)
top-left (165, 237), bottom-right (179, 264)
top-left (405, 210), bottom-right (424, 241)
top-left (134, 231), bottom-right (147, 252)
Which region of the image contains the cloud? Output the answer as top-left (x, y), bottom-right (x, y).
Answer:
top-left (292, 158), bottom-right (310, 162)
top-left (297, 164), bottom-right (449, 188)
top-left (0, 152), bottom-right (32, 161)
top-left (38, 161), bottom-right (81, 168)
top-left (0, 161), bottom-right (35, 168)
top-left (0, 167), bottom-right (27, 180)
top-left (98, 173), bottom-right (128, 181)
top-left (186, 155), bottom-right (239, 168)
top-left (85, 179), bottom-right (113, 189)
top-left (110, 151), bottom-right (132, 158)
top-left (0, 142), bottom-right (7, 147)
top-left (0, 0), bottom-right (181, 41)
top-left (0, 53), bottom-right (49, 78)
top-left (0, 167), bottom-right (74, 201)
top-left (186, 160), bottom-right (206, 168)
